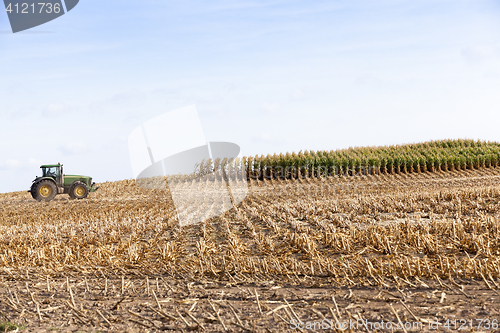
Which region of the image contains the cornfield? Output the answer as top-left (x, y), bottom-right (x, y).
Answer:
top-left (244, 139), bottom-right (500, 179)
top-left (0, 142), bottom-right (499, 331)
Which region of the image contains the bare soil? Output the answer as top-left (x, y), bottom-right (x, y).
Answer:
top-left (0, 275), bottom-right (499, 332)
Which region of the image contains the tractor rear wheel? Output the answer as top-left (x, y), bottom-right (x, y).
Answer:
top-left (32, 180), bottom-right (57, 202)
top-left (69, 181), bottom-right (89, 200)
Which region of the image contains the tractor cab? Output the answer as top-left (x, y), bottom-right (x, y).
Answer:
top-left (41, 164), bottom-right (63, 187)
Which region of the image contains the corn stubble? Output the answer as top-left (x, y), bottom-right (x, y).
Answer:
top-left (2, 159), bottom-right (500, 331)
top-left (0, 165), bottom-right (499, 288)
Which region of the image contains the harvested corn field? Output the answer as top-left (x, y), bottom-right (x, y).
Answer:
top-left (1, 166), bottom-right (500, 331)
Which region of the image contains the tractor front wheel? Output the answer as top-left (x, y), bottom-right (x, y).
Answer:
top-left (32, 180), bottom-right (57, 202)
top-left (69, 181), bottom-right (89, 200)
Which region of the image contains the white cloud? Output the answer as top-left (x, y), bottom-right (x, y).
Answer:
top-left (28, 158), bottom-right (41, 166)
top-left (0, 159), bottom-right (21, 170)
top-left (290, 88), bottom-right (304, 100)
top-left (262, 102), bottom-right (281, 113)
top-left (460, 45), bottom-right (500, 79)
top-left (461, 46), bottom-right (496, 66)
top-left (0, 158), bottom-right (43, 170)
top-left (59, 142), bottom-right (88, 155)
top-left (202, 105), bottom-right (226, 117)
top-left (251, 133), bottom-right (283, 145)
top-left (289, 86), bottom-right (323, 101)
top-left (355, 73), bottom-right (383, 86)
top-left (43, 103), bottom-right (71, 117)
top-left (197, 94), bottom-right (224, 104)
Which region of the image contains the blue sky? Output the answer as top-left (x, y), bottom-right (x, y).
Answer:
top-left (1, 0), bottom-right (500, 192)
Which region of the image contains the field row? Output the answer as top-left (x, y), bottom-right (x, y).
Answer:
top-left (183, 139), bottom-right (500, 181)
top-left (1, 274), bottom-right (496, 332)
top-left (0, 168), bottom-right (500, 282)
top-left (1, 161), bottom-right (500, 330)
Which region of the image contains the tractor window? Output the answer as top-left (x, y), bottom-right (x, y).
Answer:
top-left (42, 167), bottom-right (59, 178)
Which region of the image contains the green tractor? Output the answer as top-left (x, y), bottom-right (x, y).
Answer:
top-left (29, 163), bottom-right (99, 202)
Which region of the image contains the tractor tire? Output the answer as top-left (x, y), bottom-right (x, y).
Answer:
top-left (30, 186), bottom-right (37, 200)
top-left (32, 180), bottom-right (57, 202)
top-left (69, 181), bottom-right (89, 200)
